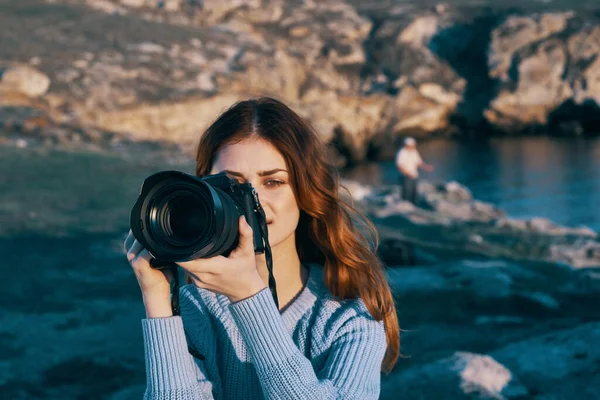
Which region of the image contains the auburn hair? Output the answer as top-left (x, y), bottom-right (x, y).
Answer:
top-left (194, 97), bottom-right (400, 372)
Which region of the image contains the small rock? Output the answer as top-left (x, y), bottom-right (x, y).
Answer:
top-left (527, 217), bottom-right (556, 232)
top-left (133, 42), bottom-right (166, 54)
top-left (73, 59), bottom-right (89, 69)
top-left (120, 0), bottom-right (147, 8)
top-left (159, 0), bottom-right (181, 11)
top-left (445, 181), bottom-right (473, 202)
top-left (56, 68), bottom-right (80, 83)
top-left (82, 52), bottom-right (95, 61)
top-left (289, 26), bottom-right (311, 38)
top-left (190, 38), bottom-right (203, 48)
top-left (87, 0), bottom-right (128, 14)
top-left (196, 72), bottom-right (216, 92)
top-left (0, 66), bottom-right (51, 97)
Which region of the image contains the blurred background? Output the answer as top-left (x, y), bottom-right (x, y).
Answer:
top-left (1, 0), bottom-right (599, 399)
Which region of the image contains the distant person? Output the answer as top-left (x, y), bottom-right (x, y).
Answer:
top-left (125, 97), bottom-right (399, 399)
top-left (395, 137), bottom-right (434, 204)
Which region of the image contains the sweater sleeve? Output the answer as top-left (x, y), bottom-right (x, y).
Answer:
top-left (228, 288), bottom-right (387, 400)
top-left (141, 288), bottom-right (221, 400)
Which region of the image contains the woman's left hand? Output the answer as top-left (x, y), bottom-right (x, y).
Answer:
top-left (176, 216), bottom-right (267, 303)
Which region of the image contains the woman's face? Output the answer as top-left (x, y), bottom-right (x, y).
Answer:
top-left (210, 137), bottom-right (301, 250)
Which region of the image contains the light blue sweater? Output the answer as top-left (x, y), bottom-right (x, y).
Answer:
top-left (141, 264), bottom-right (388, 399)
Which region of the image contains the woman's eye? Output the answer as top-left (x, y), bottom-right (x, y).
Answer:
top-left (265, 180), bottom-right (284, 188)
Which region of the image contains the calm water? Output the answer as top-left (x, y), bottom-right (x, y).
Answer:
top-left (342, 137), bottom-right (600, 232)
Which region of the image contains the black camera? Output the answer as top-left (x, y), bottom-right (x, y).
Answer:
top-left (130, 171), bottom-right (269, 263)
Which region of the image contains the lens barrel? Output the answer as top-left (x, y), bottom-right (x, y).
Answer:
top-left (130, 171), bottom-right (241, 262)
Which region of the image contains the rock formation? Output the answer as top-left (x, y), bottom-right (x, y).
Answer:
top-left (342, 178), bottom-right (600, 268)
top-left (1, 0), bottom-right (599, 166)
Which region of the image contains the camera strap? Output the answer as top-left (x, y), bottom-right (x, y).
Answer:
top-left (168, 263), bottom-right (181, 316)
top-left (161, 262), bottom-right (204, 360)
top-left (252, 188), bottom-right (279, 309)
top-left (258, 210), bottom-right (279, 309)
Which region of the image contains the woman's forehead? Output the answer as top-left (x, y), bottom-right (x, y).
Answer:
top-left (212, 138), bottom-right (287, 172)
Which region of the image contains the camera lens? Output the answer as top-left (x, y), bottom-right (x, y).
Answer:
top-left (130, 171), bottom-right (242, 262)
top-left (166, 192), bottom-right (211, 242)
top-left (149, 184), bottom-right (215, 248)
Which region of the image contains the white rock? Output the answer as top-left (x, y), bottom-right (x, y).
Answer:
top-left (120, 0), bottom-right (147, 8)
top-left (196, 72), bottom-right (216, 92)
top-left (0, 65), bottom-right (51, 97)
top-left (133, 42), bottom-right (166, 54)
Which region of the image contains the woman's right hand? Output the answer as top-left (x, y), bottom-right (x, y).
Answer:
top-left (124, 230), bottom-right (174, 318)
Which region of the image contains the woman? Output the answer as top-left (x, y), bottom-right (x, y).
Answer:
top-left (125, 97), bottom-right (400, 399)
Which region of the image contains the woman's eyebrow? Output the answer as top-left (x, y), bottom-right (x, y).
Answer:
top-left (220, 168), bottom-right (288, 177)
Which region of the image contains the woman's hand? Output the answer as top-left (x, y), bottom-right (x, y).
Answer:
top-left (177, 216), bottom-right (266, 303)
top-left (124, 230), bottom-right (174, 318)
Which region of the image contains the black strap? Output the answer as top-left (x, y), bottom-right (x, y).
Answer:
top-left (168, 263), bottom-right (181, 316)
top-left (258, 208), bottom-right (279, 308)
top-left (159, 263), bottom-right (205, 360)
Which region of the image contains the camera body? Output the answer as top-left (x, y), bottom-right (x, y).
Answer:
top-left (130, 171), bottom-right (267, 264)
top-left (201, 172), bottom-right (266, 254)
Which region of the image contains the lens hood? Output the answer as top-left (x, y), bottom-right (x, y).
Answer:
top-left (130, 170), bottom-right (238, 262)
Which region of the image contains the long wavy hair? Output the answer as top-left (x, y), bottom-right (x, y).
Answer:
top-left (195, 97), bottom-right (400, 372)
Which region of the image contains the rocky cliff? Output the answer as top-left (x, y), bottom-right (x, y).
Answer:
top-left (1, 0), bottom-right (600, 165)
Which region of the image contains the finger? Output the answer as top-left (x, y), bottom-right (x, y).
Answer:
top-left (123, 230), bottom-right (134, 253)
top-left (127, 239), bottom-right (143, 262)
top-left (132, 248), bottom-right (152, 269)
top-left (176, 256), bottom-right (224, 273)
top-left (187, 271), bottom-right (215, 289)
top-left (235, 216), bottom-right (255, 254)
top-left (129, 239), bottom-right (143, 255)
top-left (188, 276), bottom-right (209, 290)
top-left (185, 270), bottom-right (201, 283)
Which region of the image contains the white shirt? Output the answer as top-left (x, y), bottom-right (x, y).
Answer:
top-left (396, 147), bottom-right (422, 178)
